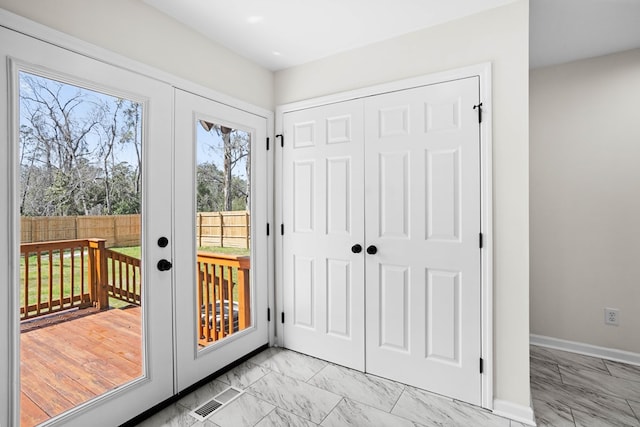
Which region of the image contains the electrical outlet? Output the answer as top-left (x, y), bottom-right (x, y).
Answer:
top-left (605, 308), bottom-right (619, 326)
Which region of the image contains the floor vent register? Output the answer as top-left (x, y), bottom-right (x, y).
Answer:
top-left (188, 387), bottom-right (243, 421)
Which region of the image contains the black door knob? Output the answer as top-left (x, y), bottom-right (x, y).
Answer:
top-left (157, 237), bottom-right (169, 247)
top-left (157, 259), bottom-right (172, 271)
top-left (351, 244), bottom-right (362, 254)
top-left (366, 245), bottom-right (378, 255)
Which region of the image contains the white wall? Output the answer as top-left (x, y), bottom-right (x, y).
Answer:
top-left (276, 0), bottom-right (531, 409)
top-left (530, 48), bottom-right (640, 354)
top-left (0, 0), bottom-right (274, 110)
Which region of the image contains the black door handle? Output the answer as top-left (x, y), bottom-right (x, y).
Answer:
top-left (366, 245), bottom-right (378, 255)
top-left (157, 259), bottom-right (172, 271)
top-left (351, 244), bottom-right (362, 254)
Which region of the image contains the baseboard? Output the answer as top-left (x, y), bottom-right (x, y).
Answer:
top-left (493, 399), bottom-right (536, 426)
top-left (530, 334), bottom-right (640, 366)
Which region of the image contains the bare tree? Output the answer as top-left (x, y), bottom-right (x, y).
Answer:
top-left (122, 101), bottom-right (142, 200)
top-left (19, 73), bottom-right (143, 216)
top-left (20, 75), bottom-right (101, 215)
top-left (199, 121), bottom-right (250, 211)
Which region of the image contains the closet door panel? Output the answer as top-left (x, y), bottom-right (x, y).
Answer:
top-left (282, 100), bottom-right (365, 370)
top-left (364, 78), bottom-right (482, 405)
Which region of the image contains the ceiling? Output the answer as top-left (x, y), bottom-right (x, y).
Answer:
top-left (530, 0), bottom-right (640, 69)
top-left (144, 0), bottom-right (640, 71)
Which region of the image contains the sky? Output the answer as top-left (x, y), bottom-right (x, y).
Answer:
top-left (19, 71), bottom-right (142, 169)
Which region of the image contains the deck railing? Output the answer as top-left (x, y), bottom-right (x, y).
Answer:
top-left (20, 239), bottom-right (251, 346)
top-left (20, 238), bottom-right (108, 320)
top-left (197, 252), bottom-right (250, 346)
top-left (105, 248), bottom-right (141, 305)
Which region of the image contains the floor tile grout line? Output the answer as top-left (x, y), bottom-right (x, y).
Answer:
top-left (317, 396), bottom-right (344, 426)
top-left (559, 366), bottom-right (640, 403)
top-left (604, 360), bottom-right (640, 383)
top-left (558, 364), bottom-right (568, 386)
top-left (305, 362), bottom-right (329, 384)
top-left (229, 362), bottom-right (270, 390)
top-left (387, 383), bottom-right (406, 414)
top-left (568, 406), bottom-right (577, 427)
top-left (603, 358), bottom-right (614, 377)
top-left (250, 404), bottom-right (277, 427)
top-left (626, 399), bottom-right (640, 423)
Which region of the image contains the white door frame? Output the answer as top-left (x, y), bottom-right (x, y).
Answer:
top-left (0, 9), bottom-right (275, 426)
top-left (275, 63), bottom-right (493, 409)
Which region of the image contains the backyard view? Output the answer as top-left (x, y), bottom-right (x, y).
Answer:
top-left (17, 72), bottom-right (254, 426)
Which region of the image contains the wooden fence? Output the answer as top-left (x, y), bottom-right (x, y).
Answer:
top-left (21, 215), bottom-right (140, 248)
top-left (197, 211), bottom-right (250, 249)
top-left (20, 211), bottom-right (251, 249)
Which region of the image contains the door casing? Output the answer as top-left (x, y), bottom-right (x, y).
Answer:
top-left (275, 63), bottom-right (493, 409)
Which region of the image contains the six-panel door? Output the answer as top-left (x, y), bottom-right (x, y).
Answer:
top-left (281, 77), bottom-right (482, 405)
top-left (282, 99), bottom-right (366, 370)
top-left (364, 78), bottom-right (482, 405)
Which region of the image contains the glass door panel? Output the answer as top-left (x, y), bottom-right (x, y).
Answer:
top-left (195, 122), bottom-right (252, 346)
top-left (17, 71), bottom-right (146, 426)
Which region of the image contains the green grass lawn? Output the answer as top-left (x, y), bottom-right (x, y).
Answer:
top-left (198, 246), bottom-right (250, 257)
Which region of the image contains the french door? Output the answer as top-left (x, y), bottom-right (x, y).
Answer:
top-left (1, 26), bottom-right (173, 426)
top-left (281, 77), bottom-right (483, 405)
top-left (1, 25), bottom-right (270, 427)
top-left (173, 90), bottom-right (270, 392)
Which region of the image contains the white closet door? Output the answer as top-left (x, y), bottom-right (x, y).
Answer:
top-left (364, 77), bottom-right (482, 404)
top-left (282, 100), bottom-right (365, 370)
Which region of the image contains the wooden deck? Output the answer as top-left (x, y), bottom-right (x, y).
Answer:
top-left (20, 307), bottom-right (142, 427)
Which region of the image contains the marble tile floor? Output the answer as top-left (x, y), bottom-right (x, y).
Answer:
top-left (530, 345), bottom-right (640, 427)
top-left (135, 347), bottom-right (523, 427)
top-left (134, 345), bottom-right (640, 426)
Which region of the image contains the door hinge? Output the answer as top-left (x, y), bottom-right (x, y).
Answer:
top-left (280, 224), bottom-right (284, 235)
top-left (276, 134), bottom-right (284, 147)
top-left (267, 308), bottom-right (271, 322)
top-left (266, 137), bottom-right (270, 151)
top-left (480, 357), bottom-right (484, 374)
top-left (473, 102), bottom-right (483, 123)
top-left (281, 312), bottom-right (285, 323)
top-left (479, 233), bottom-right (483, 249)
top-left (267, 223), bottom-right (270, 236)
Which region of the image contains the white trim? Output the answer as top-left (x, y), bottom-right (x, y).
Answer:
top-left (275, 62), bottom-right (494, 408)
top-left (478, 62), bottom-right (494, 410)
top-left (493, 399), bottom-right (536, 426)
top-left (4, 47), bottom-right (22, 427)
top-left (530, 334), bottom-right (640, 366)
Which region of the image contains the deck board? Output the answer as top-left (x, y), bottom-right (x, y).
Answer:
top-left (20, 307), bottom-right (142, 427)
